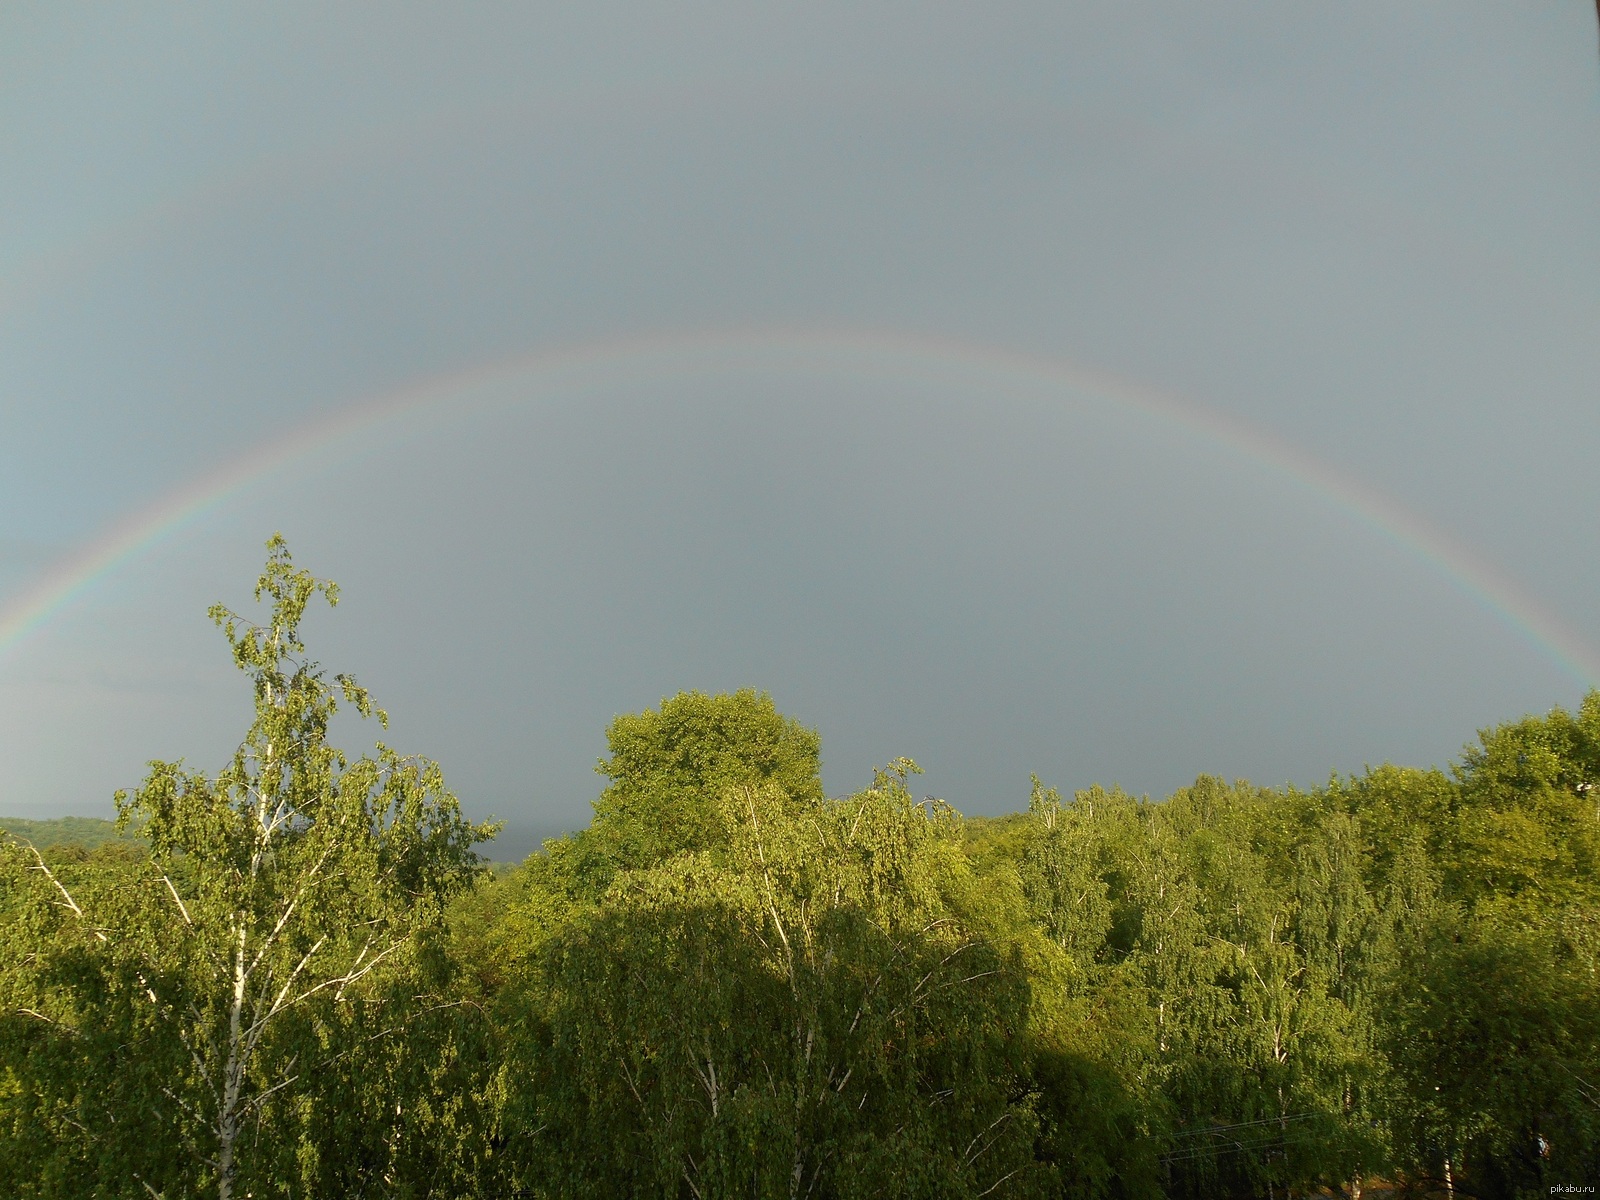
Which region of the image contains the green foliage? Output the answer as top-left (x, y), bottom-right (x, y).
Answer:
top-left (0, 816), bottom-right (144, 852)
top-left (0, 536), bottom-right (494, 1199)
top-left (4, 540), bottom-right (1599, 1197)
top-left (496, 761), bottom-right (1046, 1198)
top-left (1382, 917), bottom-right (1600, 1194)
top-left (1450, 697), bottom-right (1600, 915)
top-left (0, 840), bottom-right (185, 1198)
top-left (561, 688), bottom-right (825, 895)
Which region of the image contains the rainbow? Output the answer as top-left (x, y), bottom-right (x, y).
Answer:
top-left (2, 325), bottom-right (1596, 686)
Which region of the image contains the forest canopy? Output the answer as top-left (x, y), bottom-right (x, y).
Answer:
top-left (2, 542), bottom-right (1596, 1199)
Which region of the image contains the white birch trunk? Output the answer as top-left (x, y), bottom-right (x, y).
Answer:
top-left (216, 923), bottom-right (248, 1200)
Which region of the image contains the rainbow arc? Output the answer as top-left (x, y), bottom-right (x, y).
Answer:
top-left (2, 326), bottom-right (1594, 687)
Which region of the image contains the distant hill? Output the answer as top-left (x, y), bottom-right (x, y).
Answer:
top-left (0, 816), bottom-right (145, 850)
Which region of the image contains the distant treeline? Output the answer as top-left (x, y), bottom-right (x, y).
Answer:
top-left (0, 815), bottom-right (143, 851)
top-left (1, 542), bottom-right (1595, 1199)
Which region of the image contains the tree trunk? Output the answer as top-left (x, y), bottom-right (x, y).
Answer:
top-left (217, 925), bottom-right (249, 1200)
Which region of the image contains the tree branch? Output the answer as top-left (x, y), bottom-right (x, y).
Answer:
top-left (25, 844), bottom-right (107, 943)
top-left (159, 872), bottom-right (193, 928)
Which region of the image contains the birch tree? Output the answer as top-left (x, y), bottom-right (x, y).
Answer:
top-left (3, 536), bottom-right (492, 1199)
top-left (506, 760), bottom-right (1045, 1199)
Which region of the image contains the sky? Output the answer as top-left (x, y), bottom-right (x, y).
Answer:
top-left (2, 2), bottom-right (1598, 856)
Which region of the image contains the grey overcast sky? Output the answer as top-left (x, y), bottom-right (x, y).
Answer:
top-left (2, 2), bottom-right (1598, 854)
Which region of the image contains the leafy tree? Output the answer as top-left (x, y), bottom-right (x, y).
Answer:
top-left (0, 839), bottom-right (184, 1198)
top-left (1449, 697), bottom-right (1600, 916)
top-left (1366, 697), bottom-right (1600, 1196)
top-left (500, 759), bottom-right (1046, 1199)
top-left (0, 536), bottom-right (493, 1199)
top-left (1382, 916), bottom-right (1600, 1196)
top-left (553, 688), bottom-right (824, 895)
top-left (1018, 779), bottom-right (1114, 976)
